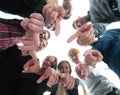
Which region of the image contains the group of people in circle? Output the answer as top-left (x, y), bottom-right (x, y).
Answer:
top-left (0, 0), bottom-right (120, 95)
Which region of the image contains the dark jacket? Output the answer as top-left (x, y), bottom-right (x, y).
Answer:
top-left (0, 0), bottom-right (46, 17)
top-left (47, 78), bottom-right (79, 95)
top-left (0, 45), bottom-right (48, 95)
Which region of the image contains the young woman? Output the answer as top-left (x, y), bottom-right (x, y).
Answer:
top-left (48, 60), bottom-right (79, 95)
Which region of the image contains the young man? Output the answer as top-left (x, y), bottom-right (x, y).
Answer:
top-left (68, 48), bottom-right (120, 95)
top-left (72, 0), bottom-right (120, 38)
top-left (68, 23), bottom-right (120, 78)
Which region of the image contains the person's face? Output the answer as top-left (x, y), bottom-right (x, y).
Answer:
top-left (63, 1), bottom-right (72, 19)
top-left (40, 38), bottom-right (48, 48)
top-left (59, 62), bottom-right (71, 74)
top-left (42, 56), bottom-right (55, 69)
top-left (73, 18), bottom-right (82, 29)
top-left (70, 53), bottom-right (80, 64)
top-left (45, 22), bottom-right (55, 31)
top-left (40, 30), bottom-right (50, 40)
top-left (36, 38), bottom-right (48, 51)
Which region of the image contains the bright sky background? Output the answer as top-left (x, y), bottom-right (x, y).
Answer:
top-left (37, 0), bottom-right (90, 65)
top-left (0, 0), bottom-right (90, 69)
top-left (0, 0), bottom-right (120, 94)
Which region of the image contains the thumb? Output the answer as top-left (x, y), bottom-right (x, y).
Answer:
top-left (20, 18), bottom-right (30, 31)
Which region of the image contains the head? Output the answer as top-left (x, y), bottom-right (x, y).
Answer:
top-left (72, 15), bottom-right (90, 29)
top-left (42, 55), bottom-right (57, 69)
top-left (45, 22), bottom-right (55, 31)
top-left (36, 38), bottom-right (48, 51)
top-left (39, 30), bottom-right (50, 40)
top-left (58, 60), bottom-right (72, 74)
top-left (72, 18), bottom-right (81, 29)
top-left (68, 48), bottom-right (80, 64)
top-left (62, 0), bottom-right (72, 19)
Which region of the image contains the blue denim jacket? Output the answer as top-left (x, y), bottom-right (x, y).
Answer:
top-left (92, 28), bottom-right (120, 78)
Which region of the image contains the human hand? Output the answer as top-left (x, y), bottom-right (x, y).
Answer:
top-left (43, 4), bottom-right (65, 36)
top-left (75, 64), bottom-right (90, 80)
top-left (59, 73), bottom-right (75, 89)
top-left (20, 13), bottom-right (44, 60)
top-left (22, 59), bottom-right (40, 74)
top-left (84, 50), bottom-right (103, 66)
top-left (37, 67), bottom-right (59, 87)
top-left (67, 23), bottom-right (95, 45)
top-left (19, 33), bottom-right (39, 51)
top-left (18, 33), bottom-right (39, 60)
top-left (20, 13), bottom-right (44, 34)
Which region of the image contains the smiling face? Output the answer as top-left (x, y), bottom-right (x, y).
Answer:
top-left (68, 48), bottom-right (81, 64)
top-left (70, 52), bottom-right (80, 64)
top-left (40, 30), bottom-right (50, 40)
top-left (42, 56), bottom-right (56, 69)
top-left (58, 61), bottom-right (71, 74)
top-left (62, 0), bottom-right (72, 19)
top-left (36, 38), bottom-right (48, 51)
top-left (45, 22), bottom-right (55, 31)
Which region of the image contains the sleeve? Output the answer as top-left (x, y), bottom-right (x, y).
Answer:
top-left (0, 0), bottom-right (46, 17)
top-left (0, 18), bottom-right (25, 51)
top-left (67, 78), bottom-right (79, 95)
top-left (47, 84), bottom-right (58, 95)
top-left (74, 78), bottom-right (79, 88)
top-left (93, 23), bottom-right (106, 38)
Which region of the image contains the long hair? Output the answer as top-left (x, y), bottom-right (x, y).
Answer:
top-left (58, 60), bottom-right (72, 74)
top-left (56, 60), bottom-right (72, 95)
top-left (56, 83), bottom-right (68, 95)
top-left (51, 56), bottom-right (57, 70)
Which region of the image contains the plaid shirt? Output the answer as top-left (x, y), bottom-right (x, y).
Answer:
top-left (0, 18), bottom-right (25, 51)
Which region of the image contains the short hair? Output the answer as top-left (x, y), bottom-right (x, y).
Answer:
top-left (68, 48), bottom-right (80, 58)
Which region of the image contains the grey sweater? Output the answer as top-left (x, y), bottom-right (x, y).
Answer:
top-left (89, 0), bottom-right (120, 23)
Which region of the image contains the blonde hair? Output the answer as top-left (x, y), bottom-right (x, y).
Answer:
top-left (56, 83), bottom-right (68, 95)
top-left (68, 48), bottom-right (80, 58)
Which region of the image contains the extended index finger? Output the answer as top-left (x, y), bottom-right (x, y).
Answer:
top-left (67, 30), bottom-right (80, 43)
top-left (55, 17), bottom-right (61, 36)
top-left (36, 73), bottom-right (48, 84)
top-left (55, 6), bottom-right (65, 36)
top-left (67, 23), bottom-right (93, 43)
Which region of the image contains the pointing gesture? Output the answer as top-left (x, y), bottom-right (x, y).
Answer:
top-left (67, 23), bottom-right (95, 45)
top-left (43, 4), bottom-right (65, 36)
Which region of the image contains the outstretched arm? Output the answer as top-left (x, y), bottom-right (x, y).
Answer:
top-left (67, 23), bottom-right (98, 45)
top-left (43, 2), bottom-right (65, 36)
top-left (19, 13), bottom-right (44, 60)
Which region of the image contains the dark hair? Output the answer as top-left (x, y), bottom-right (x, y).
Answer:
top-left (45, 23), bottom-right (55, 31)
top-left (51, 56), bottom-right (57, 70)
top-left (44, 30), bottom-right (51, 39)
top-left (58, 60), bottom-right (72, 74)
top-left (63, 14), bottom-right (71, 20)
